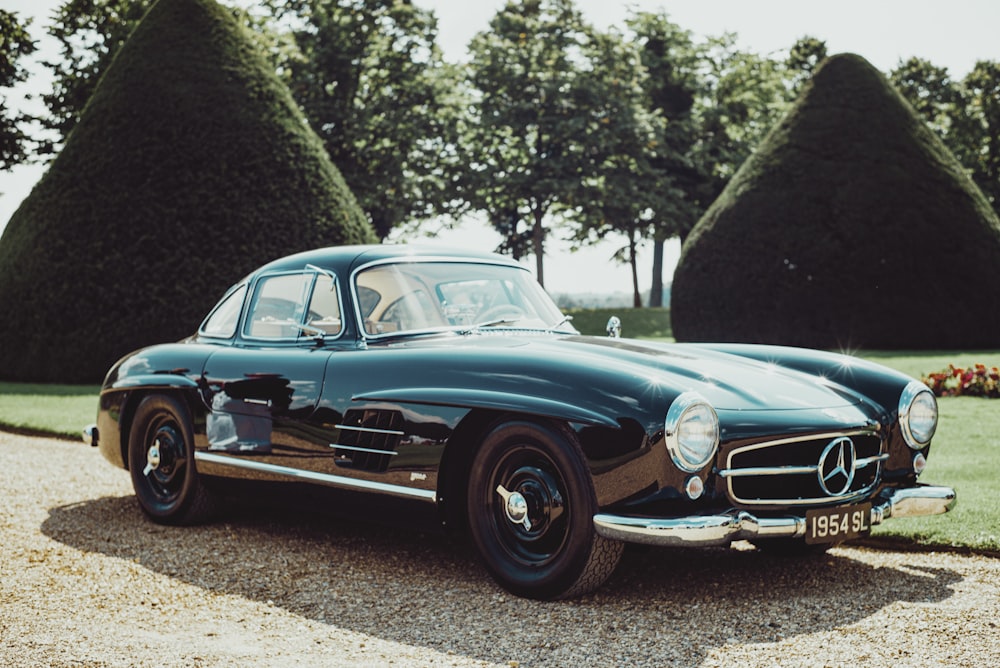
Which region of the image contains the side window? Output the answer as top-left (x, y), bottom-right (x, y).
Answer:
top-left (245, 273), bottom-right (311, 340)
top-left (305, 274), bottom-right (343, 336)
top-left (200, 285), bottom-right (247, 339)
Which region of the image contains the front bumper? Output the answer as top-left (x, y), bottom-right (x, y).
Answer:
top-left (592, 484), bottom-right (956, 547)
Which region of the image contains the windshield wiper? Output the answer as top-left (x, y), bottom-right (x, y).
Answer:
top-left (458, 318), bottom-right (520, 335)
top-left (547, 315), bottom-right (575, 333)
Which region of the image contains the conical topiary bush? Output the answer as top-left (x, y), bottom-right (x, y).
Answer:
top-left (671, 53), bottom-right (1000, 350)
top-left (0, 0), bottom-right (375, 382)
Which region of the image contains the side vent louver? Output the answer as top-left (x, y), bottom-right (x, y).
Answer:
top-left (332, 409), bottom-right (404, 472)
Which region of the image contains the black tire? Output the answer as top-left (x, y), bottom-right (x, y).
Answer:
top-left (467, 419), bottom-right (623, 600)
top-left (128, 394), bottom-right (217, 525)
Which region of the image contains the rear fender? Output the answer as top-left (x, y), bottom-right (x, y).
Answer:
top-left (102, 375), bottom-right (205, 470)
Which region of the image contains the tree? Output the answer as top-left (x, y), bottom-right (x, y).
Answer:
top-left (0, 0), bottom-right (374, 382)
top-left (691, 35), bottom-right (793, 198)
top-left (626, 11), bottom-right (708, 307)
top-left (955, 61), bottom-right (1000, 208)
top-left (785, 36), bottom-right (828, 95)
top-left (0, 9), bottom-right (37, 170)
top-left (39, 0), bottom-right (458, 240)
top-left (38, 0), bottom-right (153, 152)
top-left (889, 57), bottom-right (959, 141)
top-left (898, 59), bottom-right (1000, 213)
top-left (566, 28), bottom-right (670, 307)
top-left (461, 0), bottom-right (594, 287)
top-left (273, 0), bottom-right (459, 239)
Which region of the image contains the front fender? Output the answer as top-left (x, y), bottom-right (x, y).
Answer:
top-left (696, 343), bottom-right (916, 416)
top-left (354, 387), bottom-right (622, 429)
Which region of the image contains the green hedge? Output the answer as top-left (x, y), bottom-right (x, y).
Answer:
top-left (565, 307), bottom-right (672, 338)
top-left (672, 53), bottom-right (1000, 350)
top-left (0, 0), bottom-right (375, 383)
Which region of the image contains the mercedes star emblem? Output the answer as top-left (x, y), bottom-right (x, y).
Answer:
top-left (818, 436), bottom-right (856, 496)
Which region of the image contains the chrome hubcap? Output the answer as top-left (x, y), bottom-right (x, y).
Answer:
top-left (143, 439), bottom-right (162, 476)
top-left (496, 484), bottom-right (532, 531)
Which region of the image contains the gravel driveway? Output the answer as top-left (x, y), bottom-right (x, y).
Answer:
top-left (2, 431), bottom-right (998, 667)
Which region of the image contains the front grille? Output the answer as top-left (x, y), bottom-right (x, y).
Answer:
top-left (718, 430), bottom-right (885, 506)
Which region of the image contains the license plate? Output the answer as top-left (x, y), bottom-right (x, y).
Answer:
top-left (805, 503), bottom-right (872, 544)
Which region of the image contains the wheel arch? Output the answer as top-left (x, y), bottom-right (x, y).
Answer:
top-left (437, 409), bottom-right (590, 535)
top-left (114, 381), bottom-right (206, 471)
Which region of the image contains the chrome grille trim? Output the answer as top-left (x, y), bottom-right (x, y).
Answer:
top-left (718, 428), bottom-right (885, 506)
top-left (856, 454), bottom-right (890, 468)
top-left (719, 465), bottom-right (818, 478)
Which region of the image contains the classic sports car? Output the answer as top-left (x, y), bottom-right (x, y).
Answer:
top-left (85, 245), bottom-right (956, 599)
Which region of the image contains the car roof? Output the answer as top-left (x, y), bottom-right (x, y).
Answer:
top-left (252, 244), bottom-right (520, 278)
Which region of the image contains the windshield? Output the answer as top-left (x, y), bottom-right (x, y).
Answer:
top-left (354, 261), bottom-right (571, 337)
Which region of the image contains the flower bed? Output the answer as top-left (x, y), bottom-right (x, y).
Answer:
top-left (922, 364), bottom-right (1000, 398)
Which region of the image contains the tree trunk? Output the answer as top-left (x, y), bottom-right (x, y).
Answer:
top-left (630, 229), bottom-right (642, 308)
top-left (649, 237), bottom-right (664, 307)
top-left (532, 207), bottom-right (545, 287)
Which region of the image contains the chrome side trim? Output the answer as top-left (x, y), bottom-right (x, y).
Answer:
top-left (593, 484), bottom-right (956, 548)
top-left (194, 452), bottom-right (435, 501)
top-left (335, 424), bottom-right (405, 436)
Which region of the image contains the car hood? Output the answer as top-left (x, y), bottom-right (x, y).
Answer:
top-left (388, 333), bottom-right (863, 412)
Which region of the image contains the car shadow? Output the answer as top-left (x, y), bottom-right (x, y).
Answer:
top-left (42, 494), bottom-right (963, 667)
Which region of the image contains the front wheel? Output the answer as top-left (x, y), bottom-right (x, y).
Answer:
top-left (128, 394), bottom-right (217, 525)
top-left (467, 419), bottom-right (623, 599)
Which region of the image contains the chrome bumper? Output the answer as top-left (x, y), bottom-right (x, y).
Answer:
top-left (592, 484), bottom-right (956, 548)
top-left (82, 423), bottom-right (99, 447)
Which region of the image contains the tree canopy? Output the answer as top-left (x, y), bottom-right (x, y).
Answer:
top-left (272, 0), bottom-right (459, 239)
top-left (7, 1), bottom-right (1000, 313)
top-left (0, 0), bottom-right (374, 382)
top-left (0, 9), bottom-right (37, 170)
top-left (671, 53), bottom-right (1000, 349)
top-left (460, 0), bottom-right (595, 286)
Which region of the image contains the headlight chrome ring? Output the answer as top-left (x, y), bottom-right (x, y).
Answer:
top-left (665, 392), bottom-right (720, 472)
top-left (898, 380), bottom-right (938, 449)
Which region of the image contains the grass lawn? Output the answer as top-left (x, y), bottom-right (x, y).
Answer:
top-left (0, 346), bottom-right (996, 553)
top-left (867, 395), bottom-right (999, 553)
top-left (0, 382), bottom-right (101, 440)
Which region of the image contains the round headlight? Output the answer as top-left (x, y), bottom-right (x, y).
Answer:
top-left (665, 392), bottom-right (720, 472)
top-left (899, 381), bottom-right (938, 449)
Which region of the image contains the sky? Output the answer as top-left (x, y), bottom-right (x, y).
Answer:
top-left (3, 0), bottom-right (1000, 296)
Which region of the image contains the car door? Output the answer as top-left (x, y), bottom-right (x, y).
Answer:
top-left (201, 270), bottom-right (342, 462)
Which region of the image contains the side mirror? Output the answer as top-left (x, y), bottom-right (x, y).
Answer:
top-left (606, 316), bottom-right (622, 338)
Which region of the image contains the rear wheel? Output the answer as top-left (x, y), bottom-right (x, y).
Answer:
top-left (128, 394), bottom-right (217, 525)
top-left (467, 419), bottom-right (623, 599)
